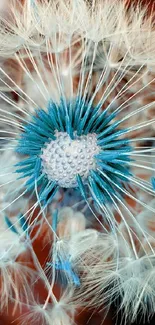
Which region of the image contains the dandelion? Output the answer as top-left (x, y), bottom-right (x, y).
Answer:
top-left (0, 0), bottom-right (154, 323)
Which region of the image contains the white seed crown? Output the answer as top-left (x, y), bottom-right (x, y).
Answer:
top-left (41, 131), bottom-right (100, 188)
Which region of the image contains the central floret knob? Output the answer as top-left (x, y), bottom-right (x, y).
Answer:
top-left (41, 131), bottom-right (99, 188)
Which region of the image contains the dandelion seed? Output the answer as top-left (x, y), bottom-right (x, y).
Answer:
top-left (19, 286), bottom-right (77, 325)
top-left (47, 207), bottom-right (81, 286)
top-left (15, 97), bottom-right (132, 211)
top-left (104, 255), bottom-right (155, 322)
top-left (0, 214), bottom-right (34, 311)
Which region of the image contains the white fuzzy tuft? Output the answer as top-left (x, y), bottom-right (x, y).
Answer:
top-left (0, 261), bottom-right (35, 311)
top-left (20, 290), bottom-right (76, 325)
top-left (106, 256), bottom-right (155, 322)
top-left (0, 0), bottom-right (154, 66)
top-left (0, 215), bottom-right (26, 262)
top-left (0, 215), bottom-right (34, 311)
top-left (0, 142), bottom-right (28, 215)
top-left (57, 206), bottom-right (86, 238)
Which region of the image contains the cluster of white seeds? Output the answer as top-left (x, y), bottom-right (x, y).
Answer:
top-left (41, 131), bottom-right (100, 188)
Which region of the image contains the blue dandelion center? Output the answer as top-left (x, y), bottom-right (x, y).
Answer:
top-left (16, 98), bottom-right (132, 205)
top-left (41, 131), bottom-right (99, 188)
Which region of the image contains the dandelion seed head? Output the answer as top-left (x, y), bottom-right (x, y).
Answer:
top-left (0, 1), bottom-right (154, 321)
top-left (16, 97), bottom-right (132, 206)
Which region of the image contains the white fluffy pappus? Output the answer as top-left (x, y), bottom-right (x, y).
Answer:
top-left (20, 289), bottom-right (76, 325)
top-left (103, 255), bottom-right (155, 323)
top-left (64, 221), bottom-right (155, 317)
top-left (0, 214), bottom-right (35, 311)
top-left (0, 0), bottom-right (154, 64)
top-left (68, 229), bottom-right (118, 265)
top-left (45, 207), bottom-right (86, 287)
top-left (72, 224), bottom-right (155, 320)
top-left (57, 206), bottom-right (86, 239)
top-left (0, 216), bottom-right (26, 261)
top-left (74, 253), bottom-right (155, 323)
top-left (0, 0), bottom-right (154, 323)
top-left (52, 228), bottom-right (128, 301)
top-left (0, 141), bottom-right (29, 217)
top-left (137, 199), bottom-right (155, 237)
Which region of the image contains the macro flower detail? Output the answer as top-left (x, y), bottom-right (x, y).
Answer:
top-left (15, 98), bottom-right (132, 206)
top-left (0, 0), bottom-right (155, 324)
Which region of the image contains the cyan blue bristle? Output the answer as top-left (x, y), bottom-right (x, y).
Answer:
top-left (96, 147), bottom-right (132, 160)
top-left (49, 258), bottom-right (80, 286)
top-left (5, 216), bottom-right (18, 234)
top-left (90, 170), bottom-right (115, 195)
top-left (39, 180), bottom-right (48, 197)
top-left (77, 105), bottom-right (95, 135)
top-left (103, 139), bottom-right (129, 149)
top-left (94, 110), bottom-right (117, 132)
top-left (97, 161), bottom-right (131, 179)
top-left (56, 103), bottom-right (65, 131)
top-left (34, 159), bottom-right (41, 178)
top-left (83, 107), bottom-right (100, 134)
top-left (97, 119), bottom-right (122, 137)
top-left (18, 214), bottom-right (29, 234)
top-left (45, 186), bottom-right (59, 206)
top-left (25, 174), bottom-right (44, 192)
top-left (37, 110), bottom-right (54, 129)
top-left (73, 98), bottom-right (83, 129)
top-left (15, 157), bottom-right (37, 167)
top-left (17, 171), bottom-right (34, 180)
top-left (48, 108), bottom-right (60, 130)
top-left (15, 164), bottom-right (34, 174)
top-left (76, 175), bottom-right (87, 200)
top-left (151, 177), bottom-right (155, 190)
top-left (88, 176), bottom-right (105, 203)
top-left (40, 183), bottom-right (59, 207)
top-left (25, 176), bottom-right (35, 187)
top-left (16, 147), bottom-right (40, 155)
top-left (97, 128), bottom-right (128, 145)
top-left (40, 181), bottom-right (57, 201)
top-left (105, 172), bottom-right (124, 189)
top-left (27, 123), bottom-right (52, 138)
top-left (23, 130), bottom-right (47, 143)
top-left (66, 114), bottom-right (74, 139)
top-left (18, 140), bottom-right (41, 149)
top-left (52, 210), bottom-right (58, 232)
top-left (68, 101), bottom-right (74, 123)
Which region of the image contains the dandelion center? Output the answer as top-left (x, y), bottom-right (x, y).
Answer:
top-left (41, 131), bottom-right (100, 188)
top-left (16, 98), bottom-right (132, 205)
